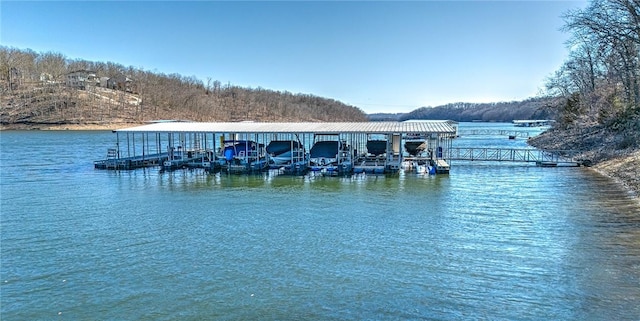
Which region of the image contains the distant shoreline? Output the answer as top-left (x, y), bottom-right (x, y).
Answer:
top-left (0, 123), bottom-right (141, 131)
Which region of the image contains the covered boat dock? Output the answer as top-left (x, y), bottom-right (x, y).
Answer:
top-left (94, 121), bottom-right (457, 175)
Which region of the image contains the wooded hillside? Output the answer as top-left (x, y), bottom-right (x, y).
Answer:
top-left (395, 97), bottom-right (560, 122)
top-left (368, 97), bottom-right (560, 122)
top-left (527, 0), bottom-right (639, 196)
top-left (543, 0), bottom-right (639, 133)
top-left (0, 47), bottom-right (367, 127)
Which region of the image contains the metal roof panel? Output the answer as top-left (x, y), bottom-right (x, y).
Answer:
top-left (115, 121), bottom-right (456, 134)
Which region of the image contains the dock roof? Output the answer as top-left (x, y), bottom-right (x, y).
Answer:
top-left (114, 121), bottom-right (457, 134)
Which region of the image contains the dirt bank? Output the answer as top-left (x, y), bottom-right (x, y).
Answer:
top-left (529, 125), bottom-right (640, 198)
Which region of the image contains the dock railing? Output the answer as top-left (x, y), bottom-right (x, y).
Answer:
top-left (444, 148), bottom-right (589, 166)
top-left (457, 129), bottom-right (535, 138)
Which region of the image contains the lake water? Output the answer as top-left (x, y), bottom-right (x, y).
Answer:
top-left (1, 123), bottom-right (639, 320)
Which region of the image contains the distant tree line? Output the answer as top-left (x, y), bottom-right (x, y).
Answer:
top-left (367, 113), bottom-right (405, 121)
top-left (393, 97), bottom-right (559, 122)
top-left (0, 46), bottom-right (367, 125)
top-left (545, 0), bottom-right (639, 131)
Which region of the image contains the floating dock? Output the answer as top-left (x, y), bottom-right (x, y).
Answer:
top-left (94, 121), bottom-right (456, 175)
top-left (457, 129), bottom-right (536, 138)
top-left (512, 119), bottom-right (555, 127)
top-left (94, 148), bottom-right (168, 170)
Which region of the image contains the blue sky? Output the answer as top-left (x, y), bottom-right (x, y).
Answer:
top-left (1, 1), bottom-right (587, 113)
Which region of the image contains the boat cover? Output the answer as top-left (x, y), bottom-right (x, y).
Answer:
top-left (266, 140), bottom-right (301, 156)
top-left (310, 141), bottom-right (339, 158)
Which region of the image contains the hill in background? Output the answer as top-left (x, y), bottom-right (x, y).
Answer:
top-left (2, 46), bottom-right (562, 129)
top-left (1, 47), bottom-right (367, 128)
top-left (369, 97), bottom-right (560, 122)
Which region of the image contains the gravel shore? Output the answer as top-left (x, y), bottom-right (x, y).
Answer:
top-left (592, 150), bottom-right (640, 198)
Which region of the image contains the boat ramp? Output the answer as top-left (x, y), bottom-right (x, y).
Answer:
top-left (94, 121), bottom-right (455, 175)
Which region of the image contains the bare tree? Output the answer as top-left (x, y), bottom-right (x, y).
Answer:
top-left (546, 0), bottom-right (639, 128)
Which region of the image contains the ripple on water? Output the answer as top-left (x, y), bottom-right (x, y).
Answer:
top-left (1, 128), bottom-right (639, 320)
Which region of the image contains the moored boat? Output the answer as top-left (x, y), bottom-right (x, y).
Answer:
top-left (404, 134), bottom-right (428, 156)
top-left (220, 140), bottom-right (269, 173)
top-left (309, 137), bottom-right (352, 175)
top-left (266, 140), bottom-right (307, 167)
top-left (309, 140), bottom-right (339, 167)
top-left (366, 139), bottom-right (387, 156)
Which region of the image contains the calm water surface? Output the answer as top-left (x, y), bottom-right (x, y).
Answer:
top-left (1, 123), bottom-right (639, 320)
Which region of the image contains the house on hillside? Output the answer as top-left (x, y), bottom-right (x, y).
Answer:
top-left (96, 74), bottom-right (137, 93)
top-left (40, 73), bottom-right (54, 83)
top-left (66, 70), bottom-right (97, 89)
top-left (98, 77), bottom-right (110, 88)
top-left (111, 74), bottom-right (135, 93)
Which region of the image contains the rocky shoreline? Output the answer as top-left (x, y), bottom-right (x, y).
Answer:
top-left (528, 125), bottom-right (639, 199)
top-left (592, 151), bottom-right (640, 198)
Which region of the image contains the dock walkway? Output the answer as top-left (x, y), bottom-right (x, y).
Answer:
top-left (94, 151), bottom-right (168, 170)
top-left (445, 148), bottom-right (589, 167)
top-left (457, 129), bottom-right (535, 138)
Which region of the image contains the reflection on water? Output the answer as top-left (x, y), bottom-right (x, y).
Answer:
top-left (1, 125), bottom-right (639, 320)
